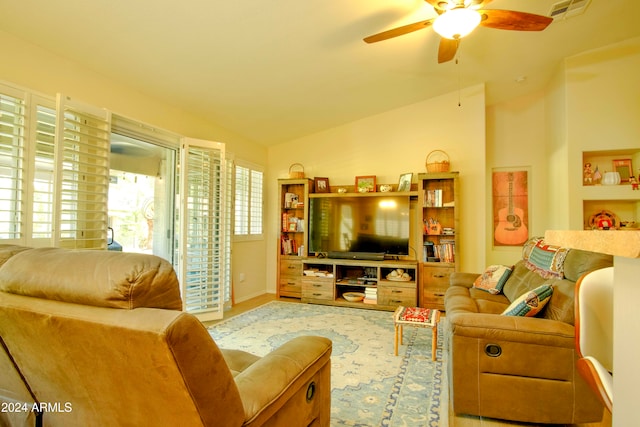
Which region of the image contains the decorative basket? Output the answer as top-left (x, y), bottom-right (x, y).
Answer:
top-left (288, 163), bottom-right (305, 179)
top-left (425, 150), bottom-right (450, 173)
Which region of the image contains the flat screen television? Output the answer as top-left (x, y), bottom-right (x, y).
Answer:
top-left (308, 196), bottom-right (410, 258)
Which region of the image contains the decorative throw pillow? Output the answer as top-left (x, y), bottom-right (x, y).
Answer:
top-left (473, 265), bottom-right (513, 294)
top-left (502, 284), bottom-right (554, 317)
top-left (522, 237), bottom-right (569, 279)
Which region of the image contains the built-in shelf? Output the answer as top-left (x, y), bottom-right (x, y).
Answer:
top-left (582, 149), bottom-right (640, 229)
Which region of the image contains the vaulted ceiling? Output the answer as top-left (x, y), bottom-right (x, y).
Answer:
top-left (1, 0), bottom-right (639, 145)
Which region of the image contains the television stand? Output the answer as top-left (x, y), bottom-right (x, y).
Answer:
top-left (327, 251), bottom-right (385, 261)
top-left (301, 258), bottom-right (417, 311)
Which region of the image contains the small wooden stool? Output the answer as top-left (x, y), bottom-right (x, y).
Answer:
top-left (393, 306), bottom-right (440, 361)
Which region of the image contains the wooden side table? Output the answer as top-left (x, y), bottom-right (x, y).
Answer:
top-left (393, 306), bottom-right (440, 361)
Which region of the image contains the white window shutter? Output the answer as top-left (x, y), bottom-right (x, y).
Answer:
top-left (179, 138), bottom-right (226, 320)
top-left (234, 161), bottom-right (264, 238)
top-left (0, 89), bottom-right (26, 242)
top-left (54, 94), bottom-right (111, 249)
top-left (28, 100), bottom-right (56, 243)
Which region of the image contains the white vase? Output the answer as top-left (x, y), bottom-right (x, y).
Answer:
top-left (602, 172), bottom-right (621, 185)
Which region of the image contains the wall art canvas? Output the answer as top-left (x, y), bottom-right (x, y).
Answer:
top-left (492, 169), bottom-right (530, 247)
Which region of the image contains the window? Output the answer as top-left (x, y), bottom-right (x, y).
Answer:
top-left (234, 161), bottom-right (263, 239)
top-left (0, 81), bottom-right (230, 319)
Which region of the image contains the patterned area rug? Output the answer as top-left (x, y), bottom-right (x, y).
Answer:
top-left (208, 301), bottom-right (448, 426)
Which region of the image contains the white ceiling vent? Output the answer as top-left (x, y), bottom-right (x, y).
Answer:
top-left (549, 0), bottom-right (591, 20)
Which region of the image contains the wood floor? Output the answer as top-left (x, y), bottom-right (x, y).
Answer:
top-left (208, 294), bottom-right (611, 427)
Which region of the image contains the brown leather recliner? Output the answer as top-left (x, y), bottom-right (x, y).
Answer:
top-left (444, 240), bottom-right (612, 424)
top-left (0, 246), bottom-right (331, 427)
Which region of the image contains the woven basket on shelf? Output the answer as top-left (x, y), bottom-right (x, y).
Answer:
top-left (425, 150), bottom-right (450, 173)
top-left (288, 163), bottom-right (305, 179)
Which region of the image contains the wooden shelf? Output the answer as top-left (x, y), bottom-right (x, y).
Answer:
top-left (309, 190), bottom-right (418, 198)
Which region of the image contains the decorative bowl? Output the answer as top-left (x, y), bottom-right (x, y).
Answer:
top-left (343, 292), bottom-right (365, 302)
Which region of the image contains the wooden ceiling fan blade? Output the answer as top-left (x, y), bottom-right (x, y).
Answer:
top-left (363, 19), bottom-right (435, 43)
top-left (438, 38), bottom-right (459, 63)
top-left (479, 9), bottom-right (553, 31)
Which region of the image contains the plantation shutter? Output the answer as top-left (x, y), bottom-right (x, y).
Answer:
top-left (54, 94), bottom-right (111, 249)
top-left (0, 89), bottom-right (26, 242)
top-left (234, 161), bottom-right (264, 237)
top-left (223, 158), bottom-right (233, 307)
top-left (179, 138), bottom-right (226, 320)
top-left (29, 100), bottom-right (56, 243)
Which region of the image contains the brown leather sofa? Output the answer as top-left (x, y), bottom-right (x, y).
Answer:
top-left (0, 245), bottom-right (332, 427)
top-left (444, 238), bottom-right (612, 424)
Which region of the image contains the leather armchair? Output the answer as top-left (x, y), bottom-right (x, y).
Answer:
top-left (0, 246), bottom-right (331, 426)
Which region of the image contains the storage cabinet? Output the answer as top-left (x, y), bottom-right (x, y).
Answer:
top-left (416, 172), bottom-right (460, 310)
top-left (277, 178), bottom-right (313, 298)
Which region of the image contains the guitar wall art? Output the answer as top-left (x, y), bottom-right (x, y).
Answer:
top-left (492, 170), bottom-right (529, 246)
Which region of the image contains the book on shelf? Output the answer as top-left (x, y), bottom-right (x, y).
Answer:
top-left (280, 235), bottom-right (298, 255)
top-left (363, 286), bottom-right (377, 304)
top-left (424, 189), bottom-right (454, 208)
top-left (434, 239), bottom-right (455, 263)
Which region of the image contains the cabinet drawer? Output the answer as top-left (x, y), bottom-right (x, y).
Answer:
top-left (421, 290), bottom-right (446, 310)
top-left (279, 276), bottom-right (301, 298)
top-left (302, 279), bottom-right (334, 301)
top-left (378, 285), bottom-right (417, 307)
top-left (280, 260), bottom-right (303, 277)
top-left (422, 266), bottom-right (453, 290)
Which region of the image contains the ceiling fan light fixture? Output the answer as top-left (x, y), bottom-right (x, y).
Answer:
top-left (433, 8), bottom-right (482, 40)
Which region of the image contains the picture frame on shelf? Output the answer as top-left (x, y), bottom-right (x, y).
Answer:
top-left (613, 159), bottom-right (633, 183)
top-left (314, 177), bottom-right (329, 193)
top-left (355, 175), bottom-right (376, 193)
top-left (398, 173), bottom-right (413, 192)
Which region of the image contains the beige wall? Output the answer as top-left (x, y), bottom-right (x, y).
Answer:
top-left (266, 85), bottom-right (487, 293)
top-left (0, 29), bottom-right (269, 303)
top-left (486, 91), bottom-right (549, 266)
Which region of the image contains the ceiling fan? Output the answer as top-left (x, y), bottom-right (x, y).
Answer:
top-left (363, 0), bottom-right (553, 63)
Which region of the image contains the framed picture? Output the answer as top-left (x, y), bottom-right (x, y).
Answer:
top-left (355, 175), bottom-right (376, 193)
top-left (314, 177), bottom-right (329, 193)
top-left (397, 173), bottom-right (413, 192)
top-left (613, 159), bottom-right (633, 183)
top-left (492, 168), bottom-right (530, 247)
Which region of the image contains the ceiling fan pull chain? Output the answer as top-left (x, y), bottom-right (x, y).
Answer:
top-left (456, 58), bottom-right (462, 107)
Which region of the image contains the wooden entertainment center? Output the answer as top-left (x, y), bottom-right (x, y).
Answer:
top-left (277, 172), bottom-right (459, 311)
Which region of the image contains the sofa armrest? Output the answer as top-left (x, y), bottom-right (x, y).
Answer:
top-left (233, 336), bottom-right (332, 423)
top-left (447, 311), bottom-right (575, 348)
top-left (449, 272), bottom-right (481, 288)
